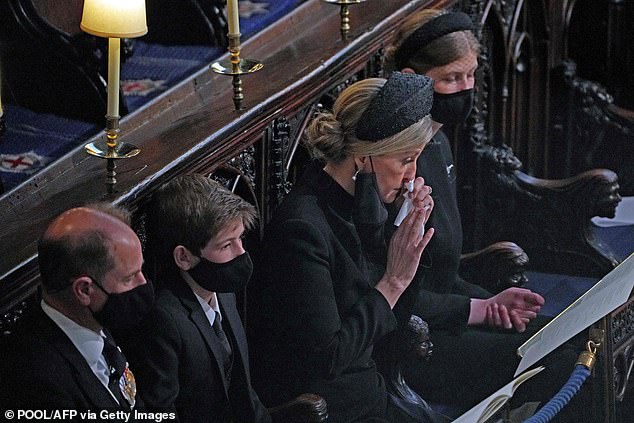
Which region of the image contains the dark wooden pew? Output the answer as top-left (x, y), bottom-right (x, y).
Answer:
top-left (458, 3), bottom-right (632, 422)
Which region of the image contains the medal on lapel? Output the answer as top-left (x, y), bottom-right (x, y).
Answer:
top-left (119, 366), bottom-right (137, 408)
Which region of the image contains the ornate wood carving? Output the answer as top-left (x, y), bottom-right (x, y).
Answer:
top-left (0, 264), bottom-right (40, 335)
top-left (456, 0), bottom-right (623, 278)
top-left (563, 0), bottom-right (633, 110)
top-left (454, 6), bottom-right (629, 419)
top-left (268, 393), bottom-right (328, 423)
top-left (606, 299), bottom-right (634, 421)
top-left (459, 241), bottom-right (528, 293)
top-left (265, 117), bottom-right (294, 213)
top-left (383, 315), bottom-right (433, 410)
top-left (228, 147), bottom-right (257, 190)
top-left (258, 107), bottom-right (316, 225)
top-left (551, 60), bottom-right (634, 195)
top-left (471, 155), bottom-right (621, 277)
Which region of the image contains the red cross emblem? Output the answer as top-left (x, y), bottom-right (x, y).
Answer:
top-left (0, 151), bottom-right (46, 174)
top-left (121, 78), bottom-right (166, 97)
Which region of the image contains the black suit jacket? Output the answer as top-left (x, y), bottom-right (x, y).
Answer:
top-left (0, 305), bottom-right (137, 420)
top-left (249, 162), bottom-right (398, 423)
top-left (125, 277), bottom-right (270, 423)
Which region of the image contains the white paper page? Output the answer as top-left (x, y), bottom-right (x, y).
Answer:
top-left (515, 253), bottom-right (634, 376)
top-left (453, 366), bottom-right (545, 423)
top-left (592, 196), bottom-right (634, 227)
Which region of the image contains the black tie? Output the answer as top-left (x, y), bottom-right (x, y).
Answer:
top-left (102, 334), bottom-right (131, 409)
top-left (212, 311), bottom-right (233, 383)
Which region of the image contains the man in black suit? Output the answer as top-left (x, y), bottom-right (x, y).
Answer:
top-left (128, 174), bottom-right (270, 422)
top-left (0, 205), bottom-right (153, 417)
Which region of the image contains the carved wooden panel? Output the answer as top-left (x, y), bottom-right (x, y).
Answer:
top-left (604, 299), bottom-right (634, 422)
top-left (453, 4), bottom-right (629, 420)
top-left (549, 60), bottom-right (634, 195)
top-left (460, 0), bottom-right (550, 175)
top-left (547, 0), bottom-right (633, 186)
top-left (563, 0), bottom-right (633, 110)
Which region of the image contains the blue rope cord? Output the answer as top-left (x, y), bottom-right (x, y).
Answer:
top-left (523, 364), bottom-right (591, 423)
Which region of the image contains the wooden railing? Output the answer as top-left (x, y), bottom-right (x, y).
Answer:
top-left (0, 0), bottom-right (450, 315)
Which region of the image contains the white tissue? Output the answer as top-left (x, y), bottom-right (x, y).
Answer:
top-left (394, 180), bottom-right (425, 235)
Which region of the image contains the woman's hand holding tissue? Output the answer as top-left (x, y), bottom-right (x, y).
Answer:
top-left (394, 177), bottom-right (434, 235)
top-left (376, 177), bottom-right (435, 308)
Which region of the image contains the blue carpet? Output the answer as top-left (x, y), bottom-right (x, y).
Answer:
top-left (0, 1), bottom-right (300, 192)
top-left (121, 42), bottom-right (224, 111)
top-left (240, 0), bottom-right (300, 39)
top-left (593, 224), bottom-right (634, 261)
top-left (524, 271), bottom-right (599, 317)
top-left (0, 105), bottom-right (99, 191)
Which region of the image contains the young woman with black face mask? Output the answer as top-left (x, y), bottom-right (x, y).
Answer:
top-left (383, 9), bottom-right (587, 421)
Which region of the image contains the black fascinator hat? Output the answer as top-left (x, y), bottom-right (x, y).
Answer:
top-left (355, 72), bottom-right (434, 142)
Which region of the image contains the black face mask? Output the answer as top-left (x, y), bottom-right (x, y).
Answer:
top-left (188, 251), bottom-right (253, 293)
top-left (352, 169), bottom-right (388, 256)
top-left (92, 279), bottom-right (154, 330)
top-left (430, 88), bottom-right (474, 125)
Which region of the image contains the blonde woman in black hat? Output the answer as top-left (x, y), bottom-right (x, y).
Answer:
top-left (383, 9), bottom-right (586, 420)
top-left (248, 73), bottom-right (445, 423)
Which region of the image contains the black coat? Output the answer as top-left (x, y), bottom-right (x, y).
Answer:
top-left (125, 278), bottom-right (271, 423)
top-left (396, 131), bottom-right (581, 411)
top-left (249, 162), bottom-right (399, 423)
top-left (0, 305), bottom-right (140, 421)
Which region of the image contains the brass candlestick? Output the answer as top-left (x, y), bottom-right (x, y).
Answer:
top-left (85, 115), bottom-right (140, 194)
top-left (80, 0), bottom-right (147, 195)
top-left (211, 33), bottom-right (263, 110)
top-left (323, 0), bottom-right (366, 38)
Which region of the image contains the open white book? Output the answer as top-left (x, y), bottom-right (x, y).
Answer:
top-left (453, 366), bottom-right (545, 423)
top-left (515, 253), bottom-right (634, 376)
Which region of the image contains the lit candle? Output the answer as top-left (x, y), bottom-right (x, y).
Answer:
top-left (107, 37), bottom-right (121, 118)
top-left (227, 0), bottom-right (240, 36)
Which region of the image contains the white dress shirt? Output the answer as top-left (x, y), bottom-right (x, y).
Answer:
top-left (41, 299), bottom-right (121, 403)
top-left (182, 270), bottom-right (223, 327)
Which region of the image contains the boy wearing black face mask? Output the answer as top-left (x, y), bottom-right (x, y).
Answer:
top-left (124, 174), bottom-right (270, 423)
top-left (0, 204), bottom-right (150, 418)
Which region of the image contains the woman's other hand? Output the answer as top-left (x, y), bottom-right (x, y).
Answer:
top-left (469, 288), bottom-right (545, 332)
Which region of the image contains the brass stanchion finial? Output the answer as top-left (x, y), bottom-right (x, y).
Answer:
top-left (576, 340), bottom-right (600, 370)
